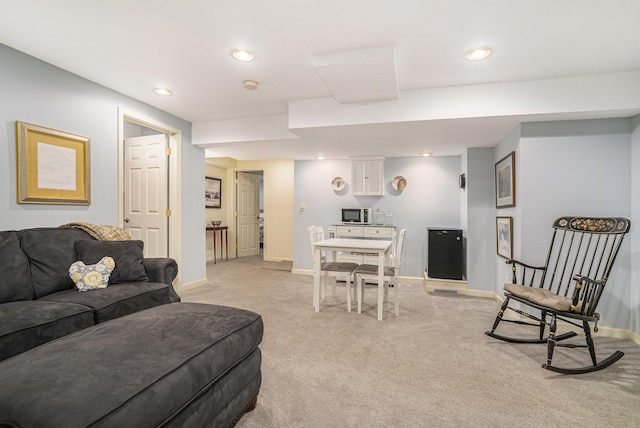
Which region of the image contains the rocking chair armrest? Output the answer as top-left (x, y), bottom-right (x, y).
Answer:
top-left (571, 275), bottom-right (606, 315)
top-left (506, 259), bottom-right (547, 284)
top-left (505, 259), bottom-right (546, 270)
top-left (572, 274), bottom-right (605, 284)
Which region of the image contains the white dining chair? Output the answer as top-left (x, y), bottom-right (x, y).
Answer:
top-left (354, 228), bottom-right (406, 317)
top-left (308, 225), bottom-right (359, 311)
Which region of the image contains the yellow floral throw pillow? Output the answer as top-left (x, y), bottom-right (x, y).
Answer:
top-left (69, 256), bottom-right (116, 292)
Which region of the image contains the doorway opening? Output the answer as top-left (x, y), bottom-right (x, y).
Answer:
top-left (117, 109), bottom-right (182, 282)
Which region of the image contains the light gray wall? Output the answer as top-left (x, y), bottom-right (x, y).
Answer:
top-left (513, 119), bottom-right (633, 329)
top-left (493, 125), bottom-right (522, 291)
top-left (0, 44), bottom-right (206, 285)
top-left (631, 115), bottom-right (640, 334)
top-left (293, 156), bottom-right (462, 278)
top-left (465, 147), bottom-right (496, 291)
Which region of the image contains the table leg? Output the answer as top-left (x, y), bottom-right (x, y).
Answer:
top-left (213, 228), bottom-right (217, 264)
top-left (377, 250), bottom-right (385, 321)
top-left (313, 247), bottom-right (321, 312)
top-left (224, 229), bottom-right (228, 261)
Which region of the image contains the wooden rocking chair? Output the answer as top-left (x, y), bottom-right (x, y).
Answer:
top-left (485, 216), bottom-right (630, 374)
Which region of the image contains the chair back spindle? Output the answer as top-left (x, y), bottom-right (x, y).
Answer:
top-left (394, 228), bottom-right (407, 270)
top-left (308, 225), bottom-right (326, 265)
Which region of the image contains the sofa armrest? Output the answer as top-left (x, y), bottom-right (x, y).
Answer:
top-left (143, 258), bottom-right (180, 302)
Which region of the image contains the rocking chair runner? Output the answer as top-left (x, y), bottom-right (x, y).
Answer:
top-left (485, 216), bottom-right (630, 374)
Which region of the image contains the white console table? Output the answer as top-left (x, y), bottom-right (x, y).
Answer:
top-left (330, 224), bottom-right (396, 264)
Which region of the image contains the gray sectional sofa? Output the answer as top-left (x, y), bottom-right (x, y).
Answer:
top-left (0, 227), bottom-right (263, 427)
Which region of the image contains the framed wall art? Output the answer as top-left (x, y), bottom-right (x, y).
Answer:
top-left (205, 176), bottom-right (222, 208)
top-left (495, 151), bottom-right (515, 208)
top-left (16, 121), bottom-right (91, 205)
top-left (496, 216), bottom-right (513, 259)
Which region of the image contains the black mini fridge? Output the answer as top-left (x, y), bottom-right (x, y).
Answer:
top-left (427, 228), bottom-right (464, 280)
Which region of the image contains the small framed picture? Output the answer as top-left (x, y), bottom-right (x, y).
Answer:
top-left (495, 151), bottom-right (515, 208)
top-left (496, 217), bottom-right (513, 259)
top-left (205, 176), bottom-right (221, 209)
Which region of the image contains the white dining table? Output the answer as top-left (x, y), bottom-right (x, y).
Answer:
top-left (312, 238), bottom-right (393, 321)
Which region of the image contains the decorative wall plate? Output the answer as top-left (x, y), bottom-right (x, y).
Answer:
top-left (332, 176), bottom-right (346, 191)
top-left (392, 176), bottom-right (407, 191)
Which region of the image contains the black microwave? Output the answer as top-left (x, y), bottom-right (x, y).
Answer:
top-left (341, 208), bottom-right (370, 223)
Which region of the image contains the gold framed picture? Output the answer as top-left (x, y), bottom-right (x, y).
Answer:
top-left (16, 121), bottom-right (91, 205)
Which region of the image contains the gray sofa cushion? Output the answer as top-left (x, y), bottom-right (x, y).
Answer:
top-left (75, 239), bottom-right (149, 284)
top-left (0, 303), bottom-right (264, 427)
top-left (0, 231), bottom-right (33, 303)
top-left (19, 228), bottom-right (94, 298)
top-left (39, 281), bottom-right (172, 323)
top-left (0, 300), bottom-right (94, 361)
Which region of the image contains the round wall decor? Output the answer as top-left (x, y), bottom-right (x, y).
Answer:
top-left (332, 176), bottom-right (346, 191)
top-left (392, 176), bottom-right (407, 191)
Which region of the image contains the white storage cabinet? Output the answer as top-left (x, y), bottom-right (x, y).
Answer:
top-left (351, 158), bottom-right (384, 195)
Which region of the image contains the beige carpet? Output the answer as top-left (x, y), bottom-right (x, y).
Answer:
top-left (179, 255), bottom-right (640, 428)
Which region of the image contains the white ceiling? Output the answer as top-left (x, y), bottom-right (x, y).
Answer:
top-left (2, 1), bottom-right (640, 160)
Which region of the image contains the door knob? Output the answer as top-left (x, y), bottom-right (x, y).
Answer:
top-left (124, 218), bottom-right (130, 223)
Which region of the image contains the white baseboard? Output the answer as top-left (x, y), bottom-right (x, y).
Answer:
top-left (177, 277), bottom-right (207, 291)
top-left (264, 256), bottom-right (292, 262)
top-left (596, 326), bottom-right (640, 344)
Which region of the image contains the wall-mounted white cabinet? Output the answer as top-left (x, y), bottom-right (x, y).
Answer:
top-left (351, 157), bottom-right (384, 195)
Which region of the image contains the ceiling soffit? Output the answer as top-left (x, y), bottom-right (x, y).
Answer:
top-left (313, 47), bottom-right (399, 104)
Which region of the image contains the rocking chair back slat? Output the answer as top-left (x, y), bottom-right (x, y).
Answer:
top-left (578, 234), bottom-right (593, 286)
top-left (526, 269), bottom-right (537, 287)
top-left (593, 235), bottom-right (606, 278)
top-left (540, 228), bottom-right (558, 286)
top-left (550, 231), bottom-right (575, 295)
top-left (604, 234), bottom-right (623, 279)
top-left (583, 282), bottom-right (602, 316)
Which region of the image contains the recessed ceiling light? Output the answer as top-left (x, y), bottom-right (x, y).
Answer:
top-left (153, 88), bottom-right (172, 96)
top-left (243, 80), bottom-right (259, 90)
top-left (420, 152), bottom-right (432, 157)
top-left (232, 49), bottom-right (255, 62)
top-left (465, 47), bottom-right (492, 60)
top-left (314, 156), bottom-right (325, 160)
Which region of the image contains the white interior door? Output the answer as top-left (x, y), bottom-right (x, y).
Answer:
top-left (236, 171), bottom-right (260, 258)
top-left (124, 134), bottom-right (169, 257)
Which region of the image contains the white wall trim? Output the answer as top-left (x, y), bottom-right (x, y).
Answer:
top-left (178, 277), bottom-right (208, 291)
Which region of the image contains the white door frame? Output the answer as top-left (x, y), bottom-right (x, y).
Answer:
top-left (117, 108), bottom-right (182, 284)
